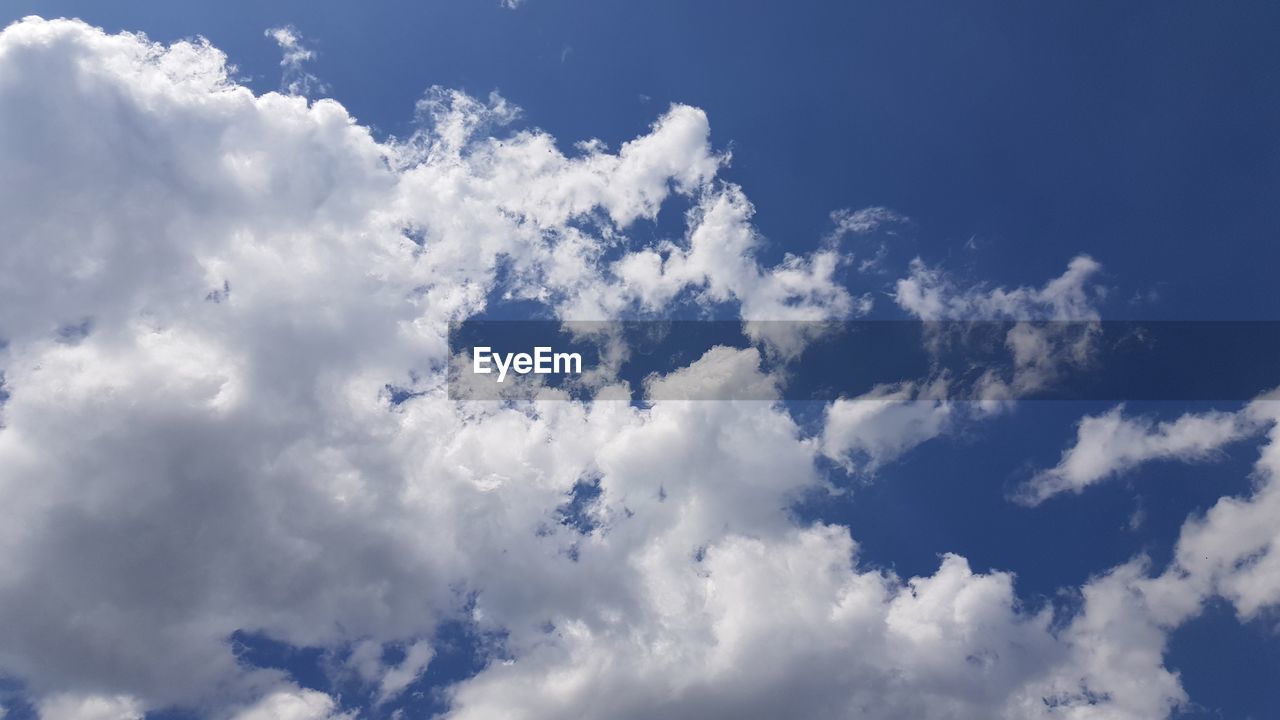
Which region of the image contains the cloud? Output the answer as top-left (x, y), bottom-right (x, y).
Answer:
top-left (447, 528), bottom-right (1190, 720)
top-left (265, 25), bottom-right (326, 96)
top-left (643, 346), bottom-right (780, 401)
top-left (829, 205), bottom-right (907, 237)
top-left (1018, 405), bottom-right (1262, 504)
top-left (820, 381), bottom-right (952, 474)
top-left (36, 695), bottom-right (143, 720)
top-left (229, 688), bottom-right (352, 720)
top-left (0, 16), bottom-right (1257, 720)
top-left (895, 255), bottom-right (1103, 322)
top-left (895, 255), bottom-right (1106, 399)
top-left (0, 16), bottom-right (862, 712)
top-left (379, 641), bottom-right (435, 702)
top-left (1164, 395), bottom-right (1280, 619)
top-left (1021, 391), bottom-right (1280, 633)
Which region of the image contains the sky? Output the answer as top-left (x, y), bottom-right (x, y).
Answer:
top-left (1, 2), bottom-right (1279, 720)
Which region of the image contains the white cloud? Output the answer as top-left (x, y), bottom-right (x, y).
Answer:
top-left (265, 25), bottom-right (326, 96)
top-left (895, 255), bottom-right (1103, 322)
top-left (0, 16), bottom-right (1256, 720)
top-left (0, 17), bottom-right (858, 712)
top-left (1018, 405), bottom-right (1261, 504)
top-left (229, 688), bottom-right (352, 720)
top-left (609, 183), bottom-right (864, 352)
top-left (1022, 392), bottom-right (1280, 637)
top-left (450, 526), bottom-right (1056, 720)
top-left (36, 695), bottom-right (143, 720)
top-left (1008, 558), bottom-right (1193, 720)
top-left (378, 640), bottom-right (435, 703)
top-left (643, 346), bottom-right (780, 401)
top-left (1166, 396), bottom-right (1280, 619)
top-left (820, 381), bottom-right (952, 474)
top-left (447, 527), bottom-right (1190, 720)
top-left (895, 255), bottom-right (1106, 399)
top-left (828, 206), bottom-right (907, 238)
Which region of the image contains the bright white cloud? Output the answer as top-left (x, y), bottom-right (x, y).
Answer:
top-left (1166, 396), bottom-right (1280, 619)
top-left (0, 16), bottom-right (1260, 720)
top-left (1025, 393), bottom-right (1280, 636)
top-left (451, 526), bottom-right (1054, 720)
top-left (0, 16), bottom-right (862, 713)
top-left (820, 381), bottom-right (952, 474)
top-left (1018, 405), bottom-right (1261, 504)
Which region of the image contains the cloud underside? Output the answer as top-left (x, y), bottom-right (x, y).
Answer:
top-left (1, 16), bottom-right (1279, 720)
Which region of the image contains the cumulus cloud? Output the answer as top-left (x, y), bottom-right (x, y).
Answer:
top-left (1161, 395), bottom-right (1280, 619)
top-left (448, 529), bottom-right (1067, 720)
top-left (0, 16), bottom-right (1259, 720)
top-left (0, 16), bottom-right (865, 713)
top-left (1026, 392), bottom-right (1280, 633)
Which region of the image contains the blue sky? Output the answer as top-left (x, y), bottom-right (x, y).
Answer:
top-left (2, 3), bottom-right (1280, 720)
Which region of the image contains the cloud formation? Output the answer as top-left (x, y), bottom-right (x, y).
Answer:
top-left (1019, 405), bottom-right (1262, 504)
top-left (0, 16), bottom-right (1275, 720)
top-left (265, 25), bottom-right (326, 96)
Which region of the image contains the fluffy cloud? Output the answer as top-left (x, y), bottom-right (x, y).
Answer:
top-left (1023, 394), bottom-right (1280, 649)
top-left (229, 688), bottom-right (352, 720)
top-left (642, 345), bottom-right (780, 401)
top-left (0, 16), bottom-right (1259, 720)
top-left (1167, 397), bottom-right (1280, 618)
top-left (448, 528), bottom-right (1065, 720)
top-left (0, 16), bottom-right (858, 713)
top-left (820, 381), bottom-right (952, 474)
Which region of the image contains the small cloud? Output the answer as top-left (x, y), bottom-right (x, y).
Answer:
top-left (1013, 405), bottom-right (1261, 505)
top-left (1127, 499), bottom-right (1146, 532)
top-left (265, 25), bottom-right (327, 97)
top-left (1128, 284), bottom-right (1163, 307)
top-left (827, 207), bottom-right (908, 273)
top-left (829, 206), bottom-right (907, 238)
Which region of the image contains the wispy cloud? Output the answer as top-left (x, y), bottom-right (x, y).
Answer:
top-left (265, 25), bottom-right (327, 96)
